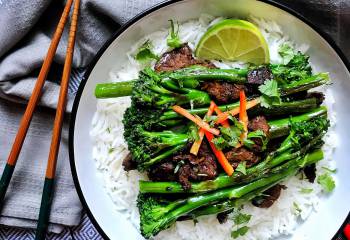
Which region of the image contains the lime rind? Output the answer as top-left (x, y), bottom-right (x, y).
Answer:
top-left (195, 19), bottom-right (270, 64)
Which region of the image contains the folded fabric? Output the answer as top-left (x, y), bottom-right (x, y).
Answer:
top-left (0, 0), bottom-right (163, 233)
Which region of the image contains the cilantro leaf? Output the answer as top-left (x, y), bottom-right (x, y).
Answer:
top-left (231, 226), bottom-right (250, 239)
top-left (259, 79), bottom-right (279, 97)
top-left (269, 52), bottom-right (312, 84)
top-left (233, 212), bottom-right (251, 225)
top-left (258, 79), bottom-right (281, 108)
top-left (135, 40), bottom-right (159, 63)
top-left (244, 130), bottom-right (267, 150)
top-left (235, 162), bottom-right (247, 175)
top-left (167, 20), bottom-right (182, 48)
top-left (293, 202), bottom-right (302, 214)
top-left (278, 43), bottom-right (295, 64)
top-left (212, 123), bottom-right (243, 150)
top-left (212, 136), bottom-right (230, 150)
top-left (300, 188), bottom-right (313, 194)
top-left (317, 173), bottom-right (335, 193)
top-left (189, 124), bottom-right (200, 141)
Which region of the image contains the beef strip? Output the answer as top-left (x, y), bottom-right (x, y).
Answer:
top-left (175, 142), bottom-right (218, 190)
top-left (303, 163), bottom-right (316, 183)
top-left (225, 147), bottom-right (260, 169)
top-left (201, 82), bottom-right (247, 103)
top-left (154, 44), bottom-right (215, 72)
top-left (148, 141), bottom-right (218, 190)
top-left (247, 66), bottom-right (273, 85)
top-left (248, 116), bottom-right (270, 135)
top-left (148, 161), bottom-right (177, 181)
top-left (217, 210), bottom-right (233, 224)
top-left (247, 116), bottom-right (270, 152)
top-left (122, 153), bottom-right (137, 171)
top-left (252, 184), bottom-right (287, 208)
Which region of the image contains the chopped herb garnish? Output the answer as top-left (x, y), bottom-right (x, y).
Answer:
top-left (321, 166), bottom-right (337, 173)
top-left (259, 79), bottom-right (281, 108)
top-left (244, 130), bottom-right (267, 150)
top-left (231, 226), bottom-right (250, 239)
top-left (293, 202), bottom-right (302, 214)
top-left (167, 20), bottom-right (182, 49)
top-left (189, 124), bottom-right (200, 141)
top-left (212, 123), bottom-right (243, 150)
top-left (233, 212), bottom-right (251, 225)
top-left (278, 43), bottom-right (294, 64)
top-left (300, 188), bottom-right (313, 194)
top-left (108, 148), bottom-right (115, 154)
top-left (236, 162), bottom-right (247, 175)
top-left (317, 173), bottom-right (335, 193)
top-left (135, 40), bottom-right (159, 63)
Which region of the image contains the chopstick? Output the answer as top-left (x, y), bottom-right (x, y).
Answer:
top-left (0, 0), bottom-right (74, 209)
top-left (35, 0), bottom-right (80, 239)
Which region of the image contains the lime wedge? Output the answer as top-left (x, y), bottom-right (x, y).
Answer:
top-left (195, 19), bottom-right (269, 64)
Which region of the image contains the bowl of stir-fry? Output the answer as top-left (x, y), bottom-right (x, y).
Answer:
top-left (69, 0), bottom-right (350, 239)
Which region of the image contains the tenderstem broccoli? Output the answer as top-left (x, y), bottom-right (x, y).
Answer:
top-left (139, 114), bottom-right (329, 193)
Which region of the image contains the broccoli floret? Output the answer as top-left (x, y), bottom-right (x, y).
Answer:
top-left (132, 68), bottom-right (211, 110)
top-left (124, 126), bottom-right (189, 171)
top-left (270, 52), bottom-right (313, 85)
top-left (137, 194), bottom-right (184, 238)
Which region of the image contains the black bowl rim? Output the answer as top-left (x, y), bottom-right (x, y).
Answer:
top-left (69, 1), bottom-right (350, 239)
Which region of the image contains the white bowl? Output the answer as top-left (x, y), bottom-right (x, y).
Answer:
top-left (69, 0), bottom-right (350, 239)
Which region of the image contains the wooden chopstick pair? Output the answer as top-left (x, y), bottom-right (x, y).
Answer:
top-left (0, 0), bottom-right (80, 239)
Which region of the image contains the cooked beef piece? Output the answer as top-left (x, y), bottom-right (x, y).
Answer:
top-left (303, 163), bottom-right (316, 183)
top-left (217, 210), bottom-right (233, 224)
top-left (252, 184), bottom-right (286, 208)
top-left (148, 161), bottom-right (177, 181)
top-left (201, 82), bottom-right (246, 103)
top-left (149, 141), bottom-right (218, 190)
top-left (225, 147), bottom-right (260, 168)
top-left (248, 116), bottom-right (270, 135)
top-left (175, 142), bottom-right (218, 190)
top-left (247, 116), bottom-right (270, 152)
top-left (122, 153), bottom-right (137, 171)
top-left (247, 66), bottom-right (273, 85)
top-left (154, 44), bottom-right (215, 72)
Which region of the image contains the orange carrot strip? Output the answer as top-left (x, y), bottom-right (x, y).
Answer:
top-left (213, 105), bottom-right (230, 128)
top-left (216, 98), bottom-right (260, 124)
top-left (172, 105), bottom-right (220, 136)
top-left (190, 102), bottom-right (216, 155)
top-left (205, 131), bottom-right (234, 176)
top-left (239, 90), bottom-right (248, 141)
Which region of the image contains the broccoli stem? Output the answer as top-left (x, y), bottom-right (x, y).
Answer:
top-left (95, 81), bottom-right (134, 98)
top-left (141, 167), bottom-right (298, 238)
top-left (187, 149), bottom-right (323, 218)
top-left (139, 144), bottom-right (185, 170)
top-left (159, 97), bottom-right (321, 121)
top-left (165, 67), bottom-right (248, 83)
top-left (280, 73), bottom-right (330, 96)
top-left (269, 106), bottom-right (327, 138)
top-left (94, 69), bottom-right (329, 99)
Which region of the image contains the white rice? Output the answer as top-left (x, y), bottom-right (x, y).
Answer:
top-left (90, 15), bottom-right (337, 240)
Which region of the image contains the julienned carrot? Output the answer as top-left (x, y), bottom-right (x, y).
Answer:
top-left (205, 131), bottom-right (234, 176)
top-left (239, 90), bottom-right (248, 141)
top-left (213, 105), bottom-right (230, 128)
top-left (216, 98), bottom-right (260, 124)
top-left (173, 105), bottom-right (220, 136)
top-left (190, 102), bottom-right (216, 155)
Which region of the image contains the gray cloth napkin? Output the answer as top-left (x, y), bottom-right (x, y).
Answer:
top-left (0, 0), bottom-right (163, 233)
